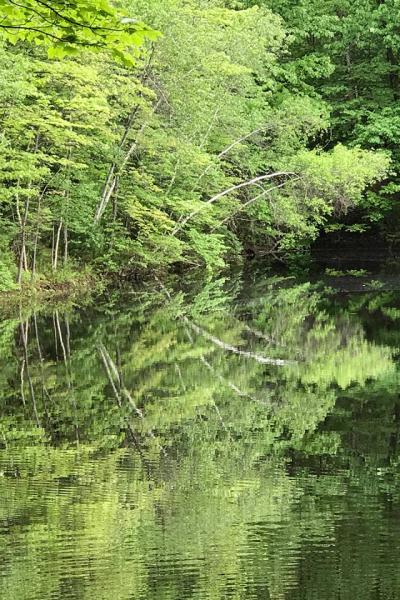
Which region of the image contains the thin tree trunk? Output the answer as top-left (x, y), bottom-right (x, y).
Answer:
top-left (17, 239), bottom-right (26, 285)
top-left (65, 316), bottom-right (71, 358)
top-left (55, 310), bottom-right (79, 445)
top-left (98, 343), bottom-right (144, 418)
top-left (53, 313), bottom-right (59, 361)
top-left (15, 185), bottom-right (28, 271)
top-left (94, 100), bottom-right (162, 224)
top-left (31, 169), bottom-right (62, 281)
top-left (17, 133), bottom-right (40, 283)
top-left (55, 310), bottom-right (67, 364)
top-left (98, 344), bottom-right (122, 406)
top-left (31, 229), bottom-right (38, 281)
top-left (20, 358), bottom-right (26, 407)
top-left (33, 312), bottom-right (52, 411)
top-left (53, 219), bottom-right (63, 272)
top-left (20, 319), bottom-right (40, 426)
top-left (114, 177), bottom-right (120, 220)
top-left (63, 223), bottom-right (69, 266)
top-left (51, 223), bottom-right (55, 270)
top-left (17, 197), bottom-right (30, 285)
top-left (98, 342), bottom-right (165, 453)
top-left (31, 198), bottom-right (41, 281)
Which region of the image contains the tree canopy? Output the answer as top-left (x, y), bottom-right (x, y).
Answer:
top-left (0, 0), bottom-right (159, 63)
top-left (0, 0), bottom-right (396, 290)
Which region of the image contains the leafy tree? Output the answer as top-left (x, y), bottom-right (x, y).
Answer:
top-left (0, 0), bottom-right (159, 63)
top-left (0, 0), bottom-right (392, 287)
top-left (260, 0), bottom-right (400, 235)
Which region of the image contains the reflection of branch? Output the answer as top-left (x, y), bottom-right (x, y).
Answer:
top-left (243, 324), bottom-right (280, 346)
top-left (187, 321), bottom-right (293, 366)
top-left (182, 330), bottom-right (229, 431)
top-left (55, 311), bottom-right (80, 446)
top-left (200, 354), bottom-right (260, 426)
top-left (55, 311), bottom-right (67, 364)
top-left (156, 277), bottom-right (281, 407)
top-left (98, 345), bottom-right (157, 467)
top-left (184, 321), bottom-right (272, 430)
top-left (33, 313), bottom-right (52, 407)
top-left (155, 275), bottom-right (292, 366)
top-left (20, 319), bottom-right (40, 426)
top-left (98, 343), bottom-right (166, 454)
top-left (99, 343), bottom-right (143, 416)
top-left (20, 358), bottom-right (26, 407)
top-left (98, 344), bottom-right (122, 406)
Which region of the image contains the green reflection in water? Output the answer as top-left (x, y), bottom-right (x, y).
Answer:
top-left (1, 273), bottom-right (400, 599)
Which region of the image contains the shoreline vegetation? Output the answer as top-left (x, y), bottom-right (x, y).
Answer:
top-left (0, 0), bottom-right (400, 304)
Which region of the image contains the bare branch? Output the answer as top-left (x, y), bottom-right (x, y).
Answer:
top-left (172, 171), bottom-right (296, 235)
top-left (210, 176), bottom-right (301, 231)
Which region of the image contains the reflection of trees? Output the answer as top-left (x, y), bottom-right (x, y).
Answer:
top-left (0, 281), bottom-right (400, 598)
top-left (0, 279), bottom-right (396, 451)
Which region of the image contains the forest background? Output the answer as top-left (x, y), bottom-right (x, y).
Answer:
top-left (0, 0), bottom-right (398, 293)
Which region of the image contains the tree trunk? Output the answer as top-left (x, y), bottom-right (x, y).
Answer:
top-left (63, 223), bottom-right (69, 266)
top-left (94, 99), bottom-right (162, 224)
top-left (17, 197), bottom-right (30, 285)
top-left (52, 219), bottom-right (63, 272)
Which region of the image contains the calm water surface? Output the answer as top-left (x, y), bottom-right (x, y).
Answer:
top-left (1, 266), bottom-right (400, 599)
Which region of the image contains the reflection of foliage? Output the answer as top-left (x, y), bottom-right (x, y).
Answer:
top-left (0, 277), bottom-right (396, 450)
top-left (1, 278), bottom-right (400, 598)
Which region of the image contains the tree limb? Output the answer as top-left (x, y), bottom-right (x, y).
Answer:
top-left (172, 171), bottom-right (296, 234)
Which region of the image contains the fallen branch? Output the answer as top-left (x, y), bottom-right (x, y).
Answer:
top-left (172, 171), bottom-right (295, 234)
top-left (210, 176), bottom-right (301, 231)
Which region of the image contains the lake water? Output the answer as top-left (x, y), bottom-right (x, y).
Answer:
top-left (1, 264), bottom-right (400, 599)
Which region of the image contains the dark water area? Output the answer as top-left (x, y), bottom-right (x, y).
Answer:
top-left (1, 258), bottom-right (400, 599)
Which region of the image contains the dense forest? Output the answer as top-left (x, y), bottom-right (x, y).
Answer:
top-left (0, 0), bottom-right (398, 292)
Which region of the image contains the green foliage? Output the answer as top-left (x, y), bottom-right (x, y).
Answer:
top-left (263, 0), bottom-right (400, 234)
top-left (289, 145), bottom-right (390, 215)
top-left (0, 0), bottom-right (159, 64)
top-left (325, 268), bottom-right (368, 277)
top-left (0, 0), bottom-right (392, 286)
top-left (0, 241), bottom-right (17, 292)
